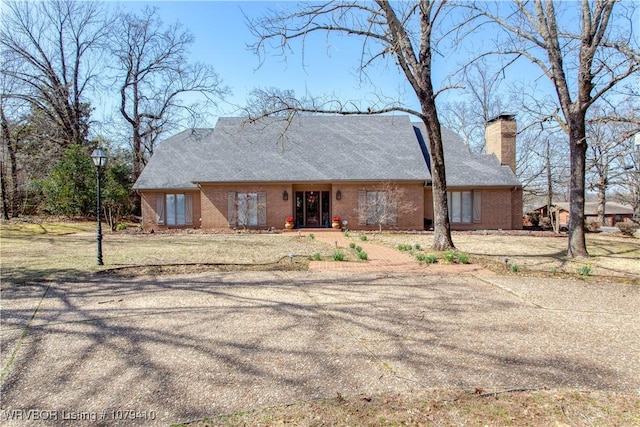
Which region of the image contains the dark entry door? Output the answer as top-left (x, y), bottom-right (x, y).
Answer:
top-left (295, 191), bottom-right (330, 227)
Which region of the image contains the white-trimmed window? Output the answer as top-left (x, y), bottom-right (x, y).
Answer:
top-left (156, 193), bottom-right (193, 226)
top-left (447, 191), bottom-right (481, 223)
top-left (227, 191), bottom-right (266, 227)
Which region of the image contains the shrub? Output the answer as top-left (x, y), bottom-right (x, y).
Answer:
top-left (510, 264), bottom-right (519, 273)
top-left (413, 243), bottom-right (421, 250)
top-left (585, 219), bottom-right (601, 233)
top-left (309, 233), bottom-right (315, 240)
top-left (360, 234), bottom-right (367, 241)
top-left (313, 252), bottom-right (321, 261)
top-left (355, 245), bottom-right (362, 252)
top-left (397, 244), bottom-right (412, 251)
top-left (332, 251), bottom-right (344, 261)
top-left (457, 252), bottom-right (469, 264)
top-left (425, 254), bottom-right (438, 264)
top-left (616, 221), bottom-right (638, 236)
top-left (116, 223), bottom-right (127, 231)
top-left (443, 249), bottom-right (456, 263)
top-left (577, 264), bottom-right (592, 276)
top-left (415, 253), bottom-right (426, 262)
top-left (358, 251), bottom-right (368, 260)
top-left (343, 231), bottom-right (350, 237)
top-left (349, 242), bottom-right (356, 249)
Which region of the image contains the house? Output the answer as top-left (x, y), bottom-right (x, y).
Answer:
top-left (527, 201), bottom-right (635, 229)
top-left (133, 114), bottom-right (523, 231)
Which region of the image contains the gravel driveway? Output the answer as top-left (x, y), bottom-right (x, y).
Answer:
top-left (1, 271), bottom-right (638, 426)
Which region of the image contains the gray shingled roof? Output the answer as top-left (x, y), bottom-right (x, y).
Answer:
top-left (133, 115), bottom-right (520, 190)
top-left (412, 123), bottom-right (520, 187)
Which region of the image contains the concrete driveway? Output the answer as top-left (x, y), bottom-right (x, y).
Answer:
top-left (1, 271), bottom-right (639, 426)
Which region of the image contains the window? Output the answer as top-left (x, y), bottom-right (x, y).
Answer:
top-left (358, 190), bottom-right (397, 226)
top-left (157, 193), bottom-right (193, 226)
top-left (448, 191), bottom-right (481, 223)
top-left (227, 191), bottom-right (266, 227)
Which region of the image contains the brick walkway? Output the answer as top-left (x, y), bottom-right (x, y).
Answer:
top-left (308, 231), bottom-right (494, 275)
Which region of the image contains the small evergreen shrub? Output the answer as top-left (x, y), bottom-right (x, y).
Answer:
top-left (355, 245), bottom-right (362, 252)
top-left (332, 251), bottom-right (344, 261)
top-left (349, 242), bottom-right (356, 249)
top-left (358, 251), bottom-right (368, 260)
top-left (360, 234), bottom-right (367, 241)
top-left (510, 264), bottom-right (519, 273)
top-left (425, 254), bottom-right (438, 264)
top-left (309, 233), bottom-right (315, 240)
top-left (415, 253), bottom-right (426, 262)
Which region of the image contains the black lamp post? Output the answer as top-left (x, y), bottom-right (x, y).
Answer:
top-left (91, 148), bottom-right (107, 265)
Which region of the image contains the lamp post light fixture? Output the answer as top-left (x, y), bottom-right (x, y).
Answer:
top-left (91, 148), bottom-right (108, 265)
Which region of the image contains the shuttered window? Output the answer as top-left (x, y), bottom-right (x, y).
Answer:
top-left (228, 191), bottom-right (267, 227)
top-left (358, 190), bottom-right (397, 226)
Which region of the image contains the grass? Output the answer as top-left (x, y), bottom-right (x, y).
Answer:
top-left (179, 389), bottom-right (640, 427)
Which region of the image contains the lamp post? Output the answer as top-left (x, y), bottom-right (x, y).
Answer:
top-left (91, 148), bottom-right (107, 265)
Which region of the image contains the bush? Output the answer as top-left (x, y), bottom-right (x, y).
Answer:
top-left (360, 234), bottom-right (367, 241)
top-left (576, 264), bottom-right (592, 276)
top-left (349, 242), bottom-right (356, 249)
top-left (355, 245), bottom-right (363, 252)
top-left (332, 251), bottom-right (344, 261)
top-left (585, 219), bottom-right (601, 233)
top-left (457, 252), bottom-right (469, 264)
top-left (616, 221), bottom-right (638, 236)
top-left (358, 251), bottom-right (368, 260)
top-left (510, 264), bottom-right (519, 273)
top-left (443, 249), bottom-right (456, 263)
top-left (425, 254), bottom-right (438, 264)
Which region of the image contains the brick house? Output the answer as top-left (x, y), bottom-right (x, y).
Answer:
top-left (133, 114), bottom-right (522, 231)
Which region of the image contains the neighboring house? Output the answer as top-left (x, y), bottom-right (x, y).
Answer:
top-left (526, 201), bottom-right (635, 228)
top-left (133, 114), bottom-right (523, 231)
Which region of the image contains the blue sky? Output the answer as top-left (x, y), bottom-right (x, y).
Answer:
top-left (118, 1), bottom-right (432, 122)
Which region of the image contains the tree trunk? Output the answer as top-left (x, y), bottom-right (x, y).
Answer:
top-left (567, 115), bottom-right (589, 257)
top-left (596, 182), bottom-right (606, 226)
top-left (421, 113), bottom-right (454, 251)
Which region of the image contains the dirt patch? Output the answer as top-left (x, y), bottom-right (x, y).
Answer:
top-left (183, 389), bottom-right (640, 427)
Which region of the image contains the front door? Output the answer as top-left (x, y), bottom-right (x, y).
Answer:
top-left (295, 191), bottom-right (331, 227)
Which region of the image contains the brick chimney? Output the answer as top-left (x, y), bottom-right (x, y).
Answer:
top-left (485, 114), bottom-right (516, 174)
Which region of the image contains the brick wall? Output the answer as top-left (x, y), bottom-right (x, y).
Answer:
top-left (332, 182), bottom-right (425, 230)
top-left (140, 190), bottom-right (201, 232)
top-left (141, 183), bottom-right (522, 231)
top-left (423, 187), bottom-right (522, 230)
top-left (485, 116), bottom-right (517, 174)
top-left (200, 184), bottom-right (293, 229)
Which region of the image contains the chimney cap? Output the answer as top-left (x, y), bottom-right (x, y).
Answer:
top-left (487, 113), bottom-right (516, 123)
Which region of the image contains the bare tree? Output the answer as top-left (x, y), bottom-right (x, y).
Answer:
top-left (249, 1), bottom-right (463, 250)
top-left (357, 182), bottom-right (416, 233)
top-left (0, 0), bottom-right (110, 148)
top-left (467, 0), bottom-right (640, 257)
top-left (111, 6), bottom-right (227, 180)
top-left (440, 58), bottom-right (512, 154)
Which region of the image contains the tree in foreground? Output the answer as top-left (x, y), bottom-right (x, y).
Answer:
top-left (467, 0), bottom-right (640, 257)
top-left (250, 1), bottom-right (456, 250)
